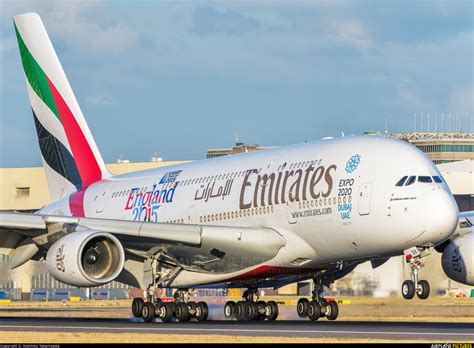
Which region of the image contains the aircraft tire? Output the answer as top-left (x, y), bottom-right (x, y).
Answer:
top-left (256, 301), bottom-right (267, 320)
top-left (265, 301), bottom-right (279, 321)
top-left (324, 301), bottom-right (339, 321)
top-left (224, 301), bottom-right (236, 319)
top-left (297, 298), bottom-right (309, 318)
top-left (132, 298), bottom-right (145, 318)
top-left (235, 301), bottom-right (245, 321)
top-left (307, 301), bottom-right (321, 321)
top-left (242, 302), bottom-right (257, 321)
top-left (142, 302), bottom-right (156, 323)
top-left (158, 302), bottom-right (174, 322)
top-left (417, 280), bottom-right (430, 300)
top-left (195, 302), bottom-right (209, 321)
top-left (402, 280), bottom-right (416, 299)
top-left (175, 302), bottom-right (190, 322)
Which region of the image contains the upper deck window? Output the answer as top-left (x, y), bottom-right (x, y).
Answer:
top-left (418, 176), bottom-right (433, 183)
top-left (395, 176), bottom-right (408, 186)
top-left (405, 176), bottom-right (416, 186)
top-left (432, 176), bottom-right (443, 183)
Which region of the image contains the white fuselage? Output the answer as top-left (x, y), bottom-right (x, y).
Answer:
top-left (40, 135), bottom-right (459, 287)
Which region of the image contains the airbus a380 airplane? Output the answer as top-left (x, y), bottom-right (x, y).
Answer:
top-left (1, 13), bottom-right (473, 323)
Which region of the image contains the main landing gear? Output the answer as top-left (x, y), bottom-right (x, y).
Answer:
top-left (401, 247), bottom-right (431, 300)
top-left (132, 289), bottom-right (209, 322)
top-left (296, 278), bottom-right (339, 321)
top-left (224, 288), bottom-right (279, 321)
top-left (132, 254), bottom-right (211, 322)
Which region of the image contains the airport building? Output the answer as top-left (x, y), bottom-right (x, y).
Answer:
top-left (207, 142), bottom-right (273, 159)
top-left (210, 133), bottom-right (474, 164)
top-left (376, 132), bottom-right (474, 164)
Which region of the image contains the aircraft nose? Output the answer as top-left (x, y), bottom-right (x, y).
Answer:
top-left (424, 189), bottom-right (459, 245)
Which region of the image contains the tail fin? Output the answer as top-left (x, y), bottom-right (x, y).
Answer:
top-left (13, 13), bottom-right (110, 201)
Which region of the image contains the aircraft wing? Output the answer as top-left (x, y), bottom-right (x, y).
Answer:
top-left (0, 211), bottom-right (286, 274)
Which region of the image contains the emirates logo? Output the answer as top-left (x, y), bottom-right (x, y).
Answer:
top-left (451, 246), bottom-right (462, 273)
top-left (56, 244), bottom-right (65, 272)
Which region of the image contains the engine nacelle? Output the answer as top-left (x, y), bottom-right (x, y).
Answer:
top-left (46, 230), bottom-right (125, 287)
top-left (441, 231), bottom-right (474, 286)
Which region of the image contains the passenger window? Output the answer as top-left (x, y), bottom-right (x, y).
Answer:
top-left (418, 176), bottom-right (433, 183)
top-left (395, 176), bottom-right (408, 186)
top-left (405, 176), bottom-right (416, 186)
top-left (432, 176), bottom-right (443, 183)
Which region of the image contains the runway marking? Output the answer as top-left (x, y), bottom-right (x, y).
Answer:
top-left (0, 325), bottom-right (472, 337)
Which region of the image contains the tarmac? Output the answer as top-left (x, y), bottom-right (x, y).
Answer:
top-left (0, 301), bottom-right (473, 342)
top-left (0, 316), bottom-right (472, 341)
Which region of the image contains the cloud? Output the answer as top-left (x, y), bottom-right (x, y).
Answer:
top-left (85, 93), bottom-right (114, 106)
top-left (1, 0), bottom-right (137, 55)
top-left (325, 20), bottom-right (372, 51)
top-left (190, 6), bottom-right (260, 36)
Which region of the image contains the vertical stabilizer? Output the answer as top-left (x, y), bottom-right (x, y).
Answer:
top-left (13, 13), bottom-right (110, 201)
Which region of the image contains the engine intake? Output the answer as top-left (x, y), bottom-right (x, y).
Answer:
top-left (46, 230), bottom-right (125, 287)
top-left (441, 231), bottom-right (474, 286)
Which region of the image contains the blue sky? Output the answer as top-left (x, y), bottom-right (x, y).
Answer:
top-left (1, 0), bottom-right (473, 167)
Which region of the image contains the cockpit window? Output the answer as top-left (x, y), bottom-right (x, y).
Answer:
top-left (395, 176), bottom-right (408, 186)
top-left (418, 176), bottom-right (433, 183)
top-left (405, 176), bottom-right (416, 186)
top-left (432, 176), bottom-right (443, 183)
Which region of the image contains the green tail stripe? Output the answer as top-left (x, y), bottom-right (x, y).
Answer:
top-left (14, 23), bottom-right (60, 122)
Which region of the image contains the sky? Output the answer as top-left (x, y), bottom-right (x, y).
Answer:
top-left (0, 0), bottom-right (473, 167)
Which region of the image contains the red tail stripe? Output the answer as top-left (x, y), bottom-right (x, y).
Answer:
top-left (69, 188), bottom-right (86, 217)
top-left (46, 77), bottom-right (102, 187)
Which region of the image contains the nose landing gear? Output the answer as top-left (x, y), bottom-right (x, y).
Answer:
top-left (402, 247), bottom-right (432, 300)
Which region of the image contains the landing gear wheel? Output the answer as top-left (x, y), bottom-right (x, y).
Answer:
top-left (235, 301), bottom-right (245, 321)
top-left (195, 301), bottom-right (209, 321)
top-left (188, 301), bottom-right (197, 311)
top-left (319, 298), bottom-right (327, 317)
top-left (142, 302), bottom-right (156, 323)
top-left (308, 301), bottom-right (321, 321)
top-left (265, 301), bottom-right (279, 321)
top-left (224, 301), bottom-right (236, 319)
top-left (417, 280), bottom-right (430, 300)
top-left (297, 298), bottom-right (309, 318)
top-left (324, 301), bottom-right (339, 321)
top-left (256, 301), bottom-right (267, 320)
top-left (243, 302), bottom-right (257, 321)
top-left (175, 302), bottom-right (190, 322)
top-left (132, 298), bottom-right (145, 318)
top-left (158, 302), bottom-right (174, 322)
top-left (402, 280), bottom-right (416, 299)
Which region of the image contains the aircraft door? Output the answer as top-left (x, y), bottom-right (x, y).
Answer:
top-left (358, 182), bottom-right (372, 215)
top-left (96, 186), bottom-right (111, 213)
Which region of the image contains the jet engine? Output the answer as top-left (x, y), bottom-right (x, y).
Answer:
top-left (441, 231), bottom-right (474, 286)
top-left (46, 230), bottom-right (125, 287)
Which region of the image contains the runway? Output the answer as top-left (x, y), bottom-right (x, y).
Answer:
top-left (0, 316), bottom-right (472, 341)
